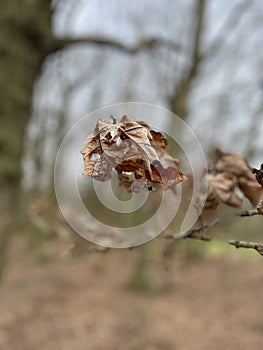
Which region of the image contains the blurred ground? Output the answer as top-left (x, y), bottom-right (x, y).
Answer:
top-left (1, 242), bottom-right (263, 350)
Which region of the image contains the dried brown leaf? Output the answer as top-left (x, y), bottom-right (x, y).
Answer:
top-left (215, 149), bottom-right (255, 181)
top-left (150, 146), bottom-right (186, 190)
top-left (238, 177), bottom-right (263, 207)
top-left (81, 115), bottom-right (186, 191)
top-left (252, 164), bottom-right (263, 187)
top-left (214, 149), bottom-right (262, 207)
top-left (137, 121), bottom-right (168, 151)
top-left (205, 172), bottom-right (243, 209)
top-left (81, 126), bottom-right (102, 176)
top-left (198, 171), bottom-right (243, 225)
top-left (117, 172), bottom-right (134, 192)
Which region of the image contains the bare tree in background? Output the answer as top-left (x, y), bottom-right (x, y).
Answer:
top-left (0, 0), bottom-right (183, 277)
top-left (0, 0), bottom-right (262, 280)
top-left (26, 0), bottom-right (261, 190)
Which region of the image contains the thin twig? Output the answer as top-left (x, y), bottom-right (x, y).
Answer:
top-left (229, 240), bottom-right (263, 256)
top-left (53, 36), bottom-right (181, 54)
top-left (238, 209), bottom-right (262, 217)
top-left (164, 220), bottom-right (219, 242)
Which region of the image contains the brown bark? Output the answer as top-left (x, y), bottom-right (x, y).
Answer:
top-left (0, 0), bottom-right (54, 278)
top-left (0, 1), bottom-right (54, 186)
top-left (0, 1), bottom-right (181, 279)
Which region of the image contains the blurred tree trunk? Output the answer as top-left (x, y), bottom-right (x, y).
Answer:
top-left (0, 0), bottom-right (54, 278)
top-left (128, 1), bottom-right (207, 292)
top-left (169, 0), bottom-right (205, 120)
top-left (0, 1), bottom-right (183, 281)
top-left (160, 0), bottom-right (206, 264)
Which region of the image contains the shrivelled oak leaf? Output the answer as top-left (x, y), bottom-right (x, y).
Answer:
top-left (204, 172), bottom-right (243, 210)
top-left (252, 164), bottom-right (263, 188)
top-left (215, 149), bottom-right (254, 179)
top-left (214, 149), bottom-right (262, 207)
top-left (238, 177), bottom-right (262, 207)
top-left (198, 150), bottom-right (263, 224)
top-left (81, 115), bottom-right (186, 192)
top-left (199, 171), bottom-right (243, 225)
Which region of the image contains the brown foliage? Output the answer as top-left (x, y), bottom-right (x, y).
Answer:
top-left (81, 116), bottom-right (186, 192)
top-left (204, 172), bottom-right (243, 210)
top-left (215, 149), bottom-right (262, 207)
top-left (200, 150), bottom-right (263, 222)
top-left (252, 164), bottom-right (263, 187)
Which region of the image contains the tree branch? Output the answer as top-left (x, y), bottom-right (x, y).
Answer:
top-left (169, 0), bottom-right (206, 118)
top-left (51, 36), bottom-right (181, 54)
top-left (229, 240), bottom-right (263, 256)
top-left (165, 219), bottom-right (218, 242)
top-left (238, 209), bottom-right (263, 217)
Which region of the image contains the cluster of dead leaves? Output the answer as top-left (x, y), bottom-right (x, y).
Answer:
top-left (81, 117), bottom-right (262, 217)
top-left (81, 115), bottom-right (186, 192)
top-left (200, 149), bottom-right (263, 223)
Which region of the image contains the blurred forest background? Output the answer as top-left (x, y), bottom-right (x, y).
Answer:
top-left (0, 0), bottom-right (263, 349)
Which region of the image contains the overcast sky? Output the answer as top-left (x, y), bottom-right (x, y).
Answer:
top-left (23, 0), bottom-right (263, 190)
